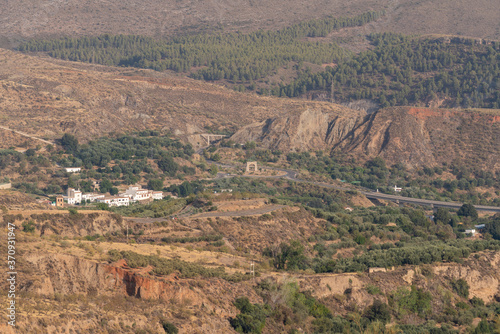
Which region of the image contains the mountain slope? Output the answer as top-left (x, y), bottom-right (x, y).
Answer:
top-left (339, 107), bottom-right (500, 170)
top-left (0, 48), bottom-right (355, 147)
top-left (2, 49), bottom-right (498, 170)
top-left (1, 0), bottom-right (499, 48)
top-left (231, 106), bottom-right (500, 170)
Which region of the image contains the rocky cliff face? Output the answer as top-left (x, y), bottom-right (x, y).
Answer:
top-left (231, 106), bottom-right (500, 170)
top-left (18, 250), bottom-right (500, 333)
top-left (231, 107), bottom-right (366, 152)
top-left (339, 107), bottom-right (500, 170)
top-left (19, 253), bottom-right (259, 333)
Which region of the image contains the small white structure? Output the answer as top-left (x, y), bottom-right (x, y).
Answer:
top-left (0, 182), bottom-right (12, 190)
top-left (151, 191), bottom-right (164, 200)
top-left (465, 229), bottom-right (476, 237)
top-left (393, 185), bottom-right (402, 192)
top-left (81, 193), bottom-right (105, 203)
top-left (64, 167), bottom-right (82, 173)
top-left (97, 196), bottom-right (130, 207)
top-left (65, 188), bottom-right (82, 205)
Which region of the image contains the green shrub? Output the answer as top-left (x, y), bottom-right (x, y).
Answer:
top-left (392, 286), bottom-right (432, 316)
top-left (470, 296), bottom-right (484, 307)
top-left (366, 284), bottom-right (382, 295)
top-left (160, 320), bottom-right (178, 334)
top-left (364, 300), bottom-right (391, 323)
top-left (22, 220), bottom-right (36, 233)
top-left (229, 297), bottom-right (268, 334)
top-left (451, 279), bottom-right (469, 299)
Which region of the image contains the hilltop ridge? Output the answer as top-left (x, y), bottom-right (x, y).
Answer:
top-left (1, 0), bottom-right (500, 49)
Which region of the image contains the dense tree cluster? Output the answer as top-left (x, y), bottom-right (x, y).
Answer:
top-left (18, 12), bottom-right (382, 81)
top-left (66, 134), bottom-right (193, 169)
top-left (276, 33), bottom-right (500, 108)
top-left (56, 132), bottom-right (194, 189)
top-left (19, 13), bottom-right (500, 108)
top-left (313, 239), bottom-right (500, 274)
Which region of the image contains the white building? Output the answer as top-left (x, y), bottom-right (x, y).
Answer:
top-left (120, 185), bottom-right (163, 203)
top-left (122, 186), bottom-right (151, 202)
top-left (393, 185), bottom-right (402, 192)
top-left (65, 188), bottom-right (82, 205)
top-left (81, 193), bottom-right (105, 203)
top-left (64, 167), bottom-right (82, 173)
top-left (465, 229), bottom-right (476, 237)
top-left (97, 196), bottom-right (130, 207)
top-left (151, 191), bottom-right (164, 200)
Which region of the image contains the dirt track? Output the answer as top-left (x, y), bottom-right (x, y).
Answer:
top-left (190, 204), bottom-right (285, 218)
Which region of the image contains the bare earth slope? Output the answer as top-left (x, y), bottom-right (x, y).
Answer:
top-left (0, 48), bottom-right (353, 147)
top-left (0, 50), bottom-right (500, 170)
top-left (339, 107), bottom-right (500, 170)
top-left (1, 0), bottom-right (499, 48)
top-left (2, 48), bottom-right (499, 170)
top-left (231, 106), bottom-right (500, 170)
top-left (1, 205), bottom-right (500, 333)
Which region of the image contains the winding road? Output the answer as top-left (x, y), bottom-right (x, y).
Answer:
top-left (0, 125), bottom-right (54, 145)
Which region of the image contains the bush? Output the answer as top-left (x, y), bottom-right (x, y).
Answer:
top-left (22, 220), bottom-right (36, 233)
top-left (364, 300), bottom-right (391, 323)
top-left (451, 279), bottom-right (469, 299)
top-left (457, 203), bottom-right (478, 220)
top-left (158, 157), bottom-right (178, 177)
top-left (366, 284), bottom-right (382, 295)
top-left (484, 215), bottom-right (500, 240)
top-left (229, 297), bottom-right (268, 334)
top-left (147, 179), bottom-right (164, 191)
top-left (392, 286), bottom-right (432, 316)
top-left (470, 296), bottom-right (484, 307)
top-left (264, 240), bottom-right (308, 271)
top-left (61, 133), bottom-right (79, 154)
top-left (160, 320), bottom-right (178, 334)
top-left (97, 203), bottom-right (110, 211)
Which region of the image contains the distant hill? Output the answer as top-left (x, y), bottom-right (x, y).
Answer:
top-left (1, 48), bottom-right (498, 171)
top-left (0, 48), bottom-right (352, 146)
top-left (1, 0), bottom-right (499, 48)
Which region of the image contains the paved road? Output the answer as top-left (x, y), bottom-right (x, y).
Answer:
top-left (360, 192), bottom-right (500, 212)
top-left (211, 159), bottom-right (500, 213)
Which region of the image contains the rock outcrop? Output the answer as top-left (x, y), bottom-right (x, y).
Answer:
top-left (231, 106), bottom-right (500, 170)
top-left (231, 107), bottom-right (365, 152)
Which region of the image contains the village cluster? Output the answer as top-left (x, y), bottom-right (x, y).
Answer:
top-left (57, 185), bottom-right (163, 207)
